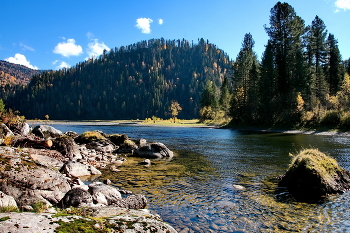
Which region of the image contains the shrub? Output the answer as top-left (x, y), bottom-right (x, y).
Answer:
top-left (339, 111), bottom-right (350, 130)
top-left (318, 110), bottom-right (340, 127)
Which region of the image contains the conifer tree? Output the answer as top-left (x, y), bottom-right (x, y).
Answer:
top-left (327, 33), bottom-right (344, 96)
top-left (230, 33), bottom-right (259, 123)
top-left (305, 15), bottom-right (329, 108)
top-left (264, 1), bottom-right (306, 124)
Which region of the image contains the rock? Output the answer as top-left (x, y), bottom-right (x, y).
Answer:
top-left (85, 140), bottom-right (115, 153)
top-left (60, 160), bottom-right (101, 177)
top-left (0, 211), bottom-right (178, 233)
top-left (140, 159), bottom-right (151, 165)
top-left (108, 133), bottom-right (129, 145)
top-left (0, 191), bottom-right (18, 209)
top-left (60, 188), bottom-right (93, 208)
top-left (0, 152), bottom-right (71, 207)
top-left (117, 139), bottom-right (138, 153)
top-left (52, 136), bottom-right (82, 160)
top-left (103, 179), bottom-right (112, 185)
top-left (32, 125), bottom-right (63, 138)
top-left (9, 122), bottom-right (31, 136)
top-left (134, 142), bottom-right (174, 159)
top-left (111, 194), bottom-right (148, 209)
top-left (88, 182), bottom-right (122, 205)
top-left (30, 153), bottom-right (64, 170)
top-left (0, 123), bottom-right (14, 138)
top-left (278, 149), bottom-right (350, 202)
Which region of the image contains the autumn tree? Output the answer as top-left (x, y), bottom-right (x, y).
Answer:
top-left (169, 100), bottom-right (182, 123)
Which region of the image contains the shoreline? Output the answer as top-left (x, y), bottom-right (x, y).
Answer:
top-left (26, 120), bottom-right (350, 136)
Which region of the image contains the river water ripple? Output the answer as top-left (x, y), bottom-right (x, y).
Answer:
top-left (48, 124), bottom-right (350, 232)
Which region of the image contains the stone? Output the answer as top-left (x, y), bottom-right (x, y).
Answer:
top-left (134, 142), bottom-right (174, 159)
top-left (60, 160), bottom-right (101, 177)
top-left (0, 123), bottom-right (14, 138)
top-left (60, 188), bottom-right (93, 208)
top-left (278, 148), bottom-right (350, 202)
top-left (140, 159), bottom-right (151, 165)
top-left (88, 182), bottom-right (122, 205)
top-left (32, 125), bottom-right (63, 138)
top-left (0, 191), bottom-right (18, 209)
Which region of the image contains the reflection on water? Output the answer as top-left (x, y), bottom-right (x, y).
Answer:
top-left (49, 124), bottom-right (350, 232)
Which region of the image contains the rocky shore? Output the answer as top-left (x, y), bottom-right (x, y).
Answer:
top-left (0, 122), bottom-right (177, 233)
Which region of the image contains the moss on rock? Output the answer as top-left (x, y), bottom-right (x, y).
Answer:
top-left (279, 148), bottom-right (350, 202)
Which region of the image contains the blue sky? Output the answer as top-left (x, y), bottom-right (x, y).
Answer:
top-left (1, 0), bottom-right (349, 70)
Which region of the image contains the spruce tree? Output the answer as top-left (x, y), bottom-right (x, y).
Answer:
top-left (327, 34), bottom-right (344, 96)
top-left (264, 1), bottom-right (306, 124)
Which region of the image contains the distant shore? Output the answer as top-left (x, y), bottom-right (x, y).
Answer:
top-left (26, 120), bottom-right (350, 136)
top-left (26, 120), bottom-right (218, 128)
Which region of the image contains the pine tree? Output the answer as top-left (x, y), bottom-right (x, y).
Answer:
top-left (230, 33), bottom-right (259, 123)
top-left (327, 34), bottom-right (344, 96)
top-left (258, 41), bottom-right (275, 123)
top-left (305, 15), bottom-right (329, 108)
top-left (264, 1), bottom-right (306, 124)
top-left (219, 76), bottom-right (231, 118)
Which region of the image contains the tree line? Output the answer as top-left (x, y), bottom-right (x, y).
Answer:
top-left (4, 38), bottom-right (232, 120)
top-left (200, 2), bottom-right (350, 129)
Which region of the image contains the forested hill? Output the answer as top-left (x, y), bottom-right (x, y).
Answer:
top-left (7, 38), bottom-right (232, 120)
top-left (0, 60), bottom-right (42, 86)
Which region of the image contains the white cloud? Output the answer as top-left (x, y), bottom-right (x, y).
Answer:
top-left (20, 43), bottom-right (35, 51)
top-left (136, 18), bottom-right (153, 34)
top-left (335, 0), bottom-right (350, 11)
top-left (52, 60), bottom-right (70, 70)
top-left (86, 39), bottom-right (110, 58)
top-left (158, 19), bottom-right (163, 25)
top-left (53, 38), bottom-right (83, 57)
top-left (5, 53), bottom-right (39, 70)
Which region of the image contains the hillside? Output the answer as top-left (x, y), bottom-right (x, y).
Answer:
top-left (6, 38), bottom-right (232, 120)
top-left (0, 60), bottom-right (42, 86)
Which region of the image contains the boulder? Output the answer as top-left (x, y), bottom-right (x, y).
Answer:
top-left (0, 123), bottom-right (14, 138)
top-left (0, 191), bottom-right (18, 209)
top-left (0, 211), bottom-right (178, 233)
top-left (0, 152), bottom-right (71, 207)
top-left (88, 182), bottom-right (122, 205)
top-left (32, 125), bottom-right (63, 138)
top-left (278, 149), bottom-right (350, 202)
top-left (52, 136), bottom-right (82, 160)
top-left (60, 188), bottom-right (93, 208)
top-left (85, 140), bottom-right (115, 153)
top-left (60, 160), bottom-right (101, 177)
top-left (134, 142), bottom-right (173, 159)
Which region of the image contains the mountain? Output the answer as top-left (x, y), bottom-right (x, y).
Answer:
top-left (6, 38), bottom-right (233, 120)
top-left (0, 60), bottom-right (43, 86)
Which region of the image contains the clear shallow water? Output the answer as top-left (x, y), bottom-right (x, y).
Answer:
top-left (48, 124), bottom-right (350, 232)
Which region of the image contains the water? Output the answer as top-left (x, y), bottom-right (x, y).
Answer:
top-left (48, 124), bottom-right (350, 232)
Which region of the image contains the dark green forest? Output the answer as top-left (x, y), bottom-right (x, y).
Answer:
top-left (2, 1), bottom-right (350, 128)
top-left (200, 2), bottom-right (350, 128)
top-left (4, 38), bottom-right (231, 120)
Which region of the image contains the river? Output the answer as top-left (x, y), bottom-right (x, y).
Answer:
top-left (48, 124), bottom-right (350, 232)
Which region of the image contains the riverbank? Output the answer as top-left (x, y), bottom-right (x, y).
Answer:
top-left (232, 127), bottom-right (350, 137)
top-left (26, 119), bottom-right (219, 128)
top-left (27, 120), bottom-right (350, 136)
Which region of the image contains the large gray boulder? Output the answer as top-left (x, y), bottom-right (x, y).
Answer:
top-left (60, 188), bottom-right (93, 208)
top-left (0, 152), bottom-right (71, 207)
top-left (88, 182), bottom-right (122, 205)
top-left (134, 142), bottom-right (174, 159)
top-left (32, 125), bottom-right (63, 138)
top-left (60, 160), bottom-right (101, 177)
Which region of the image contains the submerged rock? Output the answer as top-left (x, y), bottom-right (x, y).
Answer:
top-left (134, 142), bottom-right (173, 159)
top-left (278, 149), bottom-right (350, 202)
